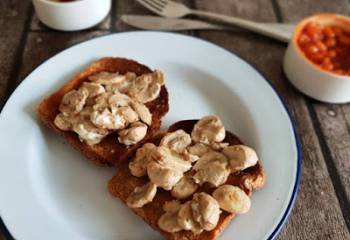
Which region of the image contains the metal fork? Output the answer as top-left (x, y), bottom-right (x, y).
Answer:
top-left (136, 0), bottom-right (295, 43)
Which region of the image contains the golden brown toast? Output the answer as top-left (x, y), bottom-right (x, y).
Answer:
top-left (108, 120), bottom-right (266, 240)
top-left (37, 57), bottom-right (169, 166)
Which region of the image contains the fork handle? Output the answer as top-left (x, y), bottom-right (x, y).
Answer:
top-left (190, 10), bottom-right (294, 43)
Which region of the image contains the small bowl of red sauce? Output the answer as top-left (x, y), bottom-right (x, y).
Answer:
top-left (283, 14), bottom-right (350, 103)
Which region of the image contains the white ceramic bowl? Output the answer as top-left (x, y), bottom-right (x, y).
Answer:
top-left (32, 0), bottom-right (111, 31)
top-left (283, 14), bottom-right (350, 103)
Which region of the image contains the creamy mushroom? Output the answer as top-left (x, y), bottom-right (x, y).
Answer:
top-left (126, 182), bottom-right (157, 208)
top-left (222, 145), bottom-right (258, 172)
top-left (177, 202), bottom-right (202, 234)
top-left (160, 130), bottom-right (192, 154)
top-left (127, 70), bottom-right (164, 103)
top-left (54, 113), bottom-right (73, 131)
top-left (118, 121), bottom-right (148, 146)
top-left (190, 193), bottom-right (221, 231)
top-left (80, 82), bottom-right (105, 98)
top-left (147, 146), bottom-right (191, 190)
top-left (90, 108), bottom-right (126, 130)
top-left (187, 143), bottom-right (212, 157)
top-left (191, 115), bottom-right (225, 144)
top-left (105, 72), bottom-right (136, 93)
top-left (72, 119), bottom-right (109, 145)
top-left (88, 71), bottom-right (126, 85)
top-left (171, 176), bottom-right (198, 199)
top-left (59, 89), bottom-right (88, 115)
top-left (158, 210), bottom-right (182, 233)
top-left (130, 101), bottom-right (152, 126)
top-left (108, 91), bottom-right (131, 109)
top-left (210, 142), bottom-right (229, 151)
top-left (116, 106), bottom-right (139, 124)
top-left (129, 143), bottom-right (157, 177)
top-left (193, 151), bottom-right (230, 187)
top-left (212, 185), bottom-right (251, 214)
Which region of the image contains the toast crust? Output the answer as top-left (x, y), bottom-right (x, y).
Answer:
top-left (37, 57), bottom-right (169, 166)
top-left (108, 120), bottom-right (265, 240)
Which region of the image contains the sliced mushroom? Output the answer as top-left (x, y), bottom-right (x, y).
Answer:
top-left (147, 161), bottom-right (183, 190)
top-left (158, 211), bottom-right (182, 233)
top-left (59, 89), bottom-right (88, 115)
top-left (80, 82), bottom-right (105, 98)
top-left (163, 200), bottom-right (182, 212)
top-left (193, 151), bottom-right (230, 187)
top-left (105, 72), bottom-right (136, 93)
top-left (127, 71), bottom-right (164, 103)
top-left (126, 182), bottom-right (157, 208)
top-left (129, 143), bottom-right (157, 177)
top-left (191, 115), bottom-right (225, 144)
top-left (108, 91), bottom-right (131, 108)
top-left (210, 142), bottom-right (229, 151)
top-left (54, 113), bottom-right (73, 131)
top-left (88, 71), bottom-right (125, 85)
top-left (190, 193), bottom-right (221, 231)
top-left (160, 130), bottom-right (192, 154)
top-left (187, 143), bottom-right (212, 157)
top-left (177, 202), bottom-right (202, 234)
top-left (171, 176), bottom-right (198, 199)
top-left (118, 121), bottom-right (148, 146)
top-left (130, 101), bottom-right (152, 126)
top-left (90, 108), bottom-right (126, 130)
top-left (222, 145), bottom-right (258, 172)
top-left (212, 185), bottom-right (251, 214)
top-left (72, 119), bottom-right (109, 145)
top-left (116, 106), bottom-right (139, 124)
top-left (152, 146), bottom-right (192, 172)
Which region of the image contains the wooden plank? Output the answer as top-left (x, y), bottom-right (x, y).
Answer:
top-left (14, 31), bottom-right (108, 86)
top-left (195, 0), bottom-right (350, 239)
top-left (0, 0), bottom-right (31, 108)
top-left (30, 13), bottom-right (111, 31)
top-left (276, 0), bottom-right (350, 22)
top-left (277, 0), bottom-right (350, 230)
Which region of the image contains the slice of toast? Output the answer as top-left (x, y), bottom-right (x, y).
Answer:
top-left (37, 57), bottom-right (169, 166)
top-left (108, 120), bottom-right (266, 240)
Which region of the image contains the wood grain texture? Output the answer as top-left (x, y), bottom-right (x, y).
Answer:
top-left (276, 0), bottom-right (350, 22)
top-left (0, 0), bottom-right (31, 108)
top-left (195, 0), bottom-right (350, 239)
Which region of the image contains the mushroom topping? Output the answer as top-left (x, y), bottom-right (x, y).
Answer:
top-left (90, 108), bottom-right (126, 130)
top-left (187, 143), bottom-right (212, 157)
top-left (191, 115), bottom-right (225, 144)
top-left (80, 82), bottom-right (105, 98)
top-left (88, 71), bottom-right (126, 85)
top-left (222, 145), bottom-right (258, 172)
top-left (193, 151), bottom-right (230, 187)
top-left (190, 193), bottom-right (221, 231)
top-left (108, 91), bottom-right (131, 108)
top-left (59, 89), bottom-right (88, 115)
top-left (210, 142), bottom-right (229, 151)
top-left (129, 143), bottom-right (157, 177)
top-left (115, 106), bottom-right (139, 125)
top-left (72, 119), bottom-right (109, 145)
top-left (105, 72), bottom-right (136, 93)
top-left (130, 101), bottom-right (152, 126)
top-left (158, 210), bottom-right (182, 233)
top-left (171, 176), bottom-right (198, 199)
top-left (127, 70), bottom-right (164, 103)
top-left (212, 185), bottom-right (251, 214)
top-left (160, 130), bottom-right (192, 154)
top-left (118, 121), bottom-right (148, 146)
top-left (177, 202), bottom-right (202, 234)
top-left (54, 113), bottom-right (73, 131)
top-left (147, 146), bottom-right (192, 190)
top-left (126, 182), bottom-right (157, 208)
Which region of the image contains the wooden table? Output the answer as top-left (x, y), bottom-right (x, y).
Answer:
top-left (0, 0), bottom-right (349, 239)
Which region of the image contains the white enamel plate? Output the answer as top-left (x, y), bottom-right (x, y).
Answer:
top-left (0, 32), bottom-right (301, 240)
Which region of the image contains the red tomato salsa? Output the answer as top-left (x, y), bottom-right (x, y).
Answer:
top-left (297, 22), bottom-right (350, 75)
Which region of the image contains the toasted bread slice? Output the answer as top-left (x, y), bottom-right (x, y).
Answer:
top-left (37, 57), bottom-right (169, 166)
top-left (108, 120), bottom-right (265, 240)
